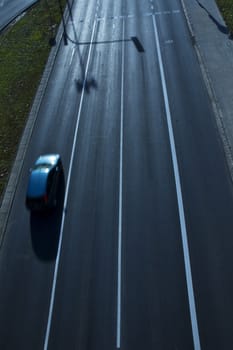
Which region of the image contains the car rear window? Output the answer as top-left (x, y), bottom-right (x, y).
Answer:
top-left (34, 164), bottom-right (51, 171)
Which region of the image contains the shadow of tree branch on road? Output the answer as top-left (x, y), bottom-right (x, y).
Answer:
top-left (196, 0), bottom-right (229, 35)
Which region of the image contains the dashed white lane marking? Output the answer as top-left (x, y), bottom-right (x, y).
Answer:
top-left (96, 0), bottom-right (100, 18)
top-left (165, 39), bottom-right (174, 44)
top-left (96, 10), bottom-right (180, 21)
top-left (116, 17), bottom-right (125, 350)
top-left (152, 13), bottom-right (201, 350)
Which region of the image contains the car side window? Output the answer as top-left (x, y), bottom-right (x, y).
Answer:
top-left (47, 170), bottom-right (54, 194)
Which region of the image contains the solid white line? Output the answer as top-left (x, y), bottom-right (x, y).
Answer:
top-left (69, 46), bottom-right (75, 65)
top-left (116, 17), bottom-right (125, 350)
top-left (43, 19), bottom-right (97, 350)
top-left (152, 14), bottom-right (201, 350)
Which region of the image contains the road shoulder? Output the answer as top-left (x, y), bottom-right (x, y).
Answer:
top-left (181, 0), bottom-right (233, 180)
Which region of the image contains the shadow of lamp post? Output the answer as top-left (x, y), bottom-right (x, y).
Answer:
top-left (57, 0), bottom-right (68, 45)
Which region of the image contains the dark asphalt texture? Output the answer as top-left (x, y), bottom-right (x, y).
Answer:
top-left (1, 0), bottom-right (233, 349)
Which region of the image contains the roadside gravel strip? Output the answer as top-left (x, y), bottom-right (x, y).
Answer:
top-left (0, 10), bottom-right (67, 247)
top-left (180, 0), bottom-right (233, 182)
top-left (180, 0), bottom-right (196, 43)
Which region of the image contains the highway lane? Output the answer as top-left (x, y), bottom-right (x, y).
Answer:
top-left (43, 1), bottom-right (195, 349)
top-left (156, 0), bottom-right (233, 348)
top-left (0, 0), bottom-right (38, 31)
top-left (46, 7), bottom-right (123, 349)
top-left (0, 0), bottom-right (97, 348)
top-left (1, 0), bottom-right (233, 349)
top-left (122, 4), bottom-right (194, 349)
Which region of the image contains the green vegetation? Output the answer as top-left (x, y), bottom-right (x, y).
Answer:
top-left (217, 0), bottom-right (233, 33)
top-left (0, 0), bottom-right (232, 200)
top-left (0, 0), bottom-right (65, 198)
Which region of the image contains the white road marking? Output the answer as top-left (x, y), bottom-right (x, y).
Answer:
top-left (165, 39), bottom-right (174, 44)
top-left (92, 10), bottom-right (181, 23)
top-left (43, 19), bottom-right (98, 350)
top-left (96, 1), bottom-right (99, 17)
top-left (152, 14), bottom-right (201, 350)
top-left (116, 17), bottom-right (125, 350)
top-left (144, 12), bottom-right (154, 17)
top-left (69, 46), bottom-right (76, 65)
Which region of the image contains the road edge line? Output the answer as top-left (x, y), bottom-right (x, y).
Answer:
top-left (152, 14), bottom-right (201, 350)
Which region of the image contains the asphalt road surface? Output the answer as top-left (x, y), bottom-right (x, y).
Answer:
top-left (1, 0), bottom-right (233, 349)
top-left (0, 0), bottom-right (37, 31)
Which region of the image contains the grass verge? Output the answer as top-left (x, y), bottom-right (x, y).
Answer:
top-left (0, 0), bottom-right (65, 200)
top-left (216, 0), bottom-right (233, 33)
top-left (1, 0), bottom-right (232, 201)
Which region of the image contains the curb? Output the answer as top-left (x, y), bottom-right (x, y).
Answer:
top-left (0, 9), bottom-right (67, 248)
top-left (0, 1), bottom-right (38, 33)
top-left (194, 43), bottom-right (233, 178)
top-left (180, 0), bottom-right (196, 44)
top-left (180, 0), bottom-right (233, 182)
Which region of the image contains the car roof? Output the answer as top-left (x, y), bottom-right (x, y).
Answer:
top-left (27, 169), bottom-right (49, 198)
top-left (26, 154), bottom-right (61, 198)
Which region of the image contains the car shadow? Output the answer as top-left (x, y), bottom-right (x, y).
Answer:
top-left (30, 171), bottom-right (65, 261)
top-left (196, 0), bottom-right (229, 35)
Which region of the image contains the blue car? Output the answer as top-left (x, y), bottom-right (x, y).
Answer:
top-left (26, 154), bottom-right (63, 211)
